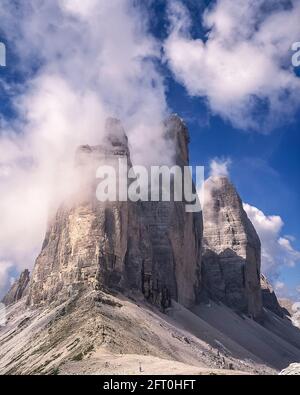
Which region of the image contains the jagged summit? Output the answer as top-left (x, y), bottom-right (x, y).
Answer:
top-left (27, 117), bottom-right (203, 309)
top-left (141, 115), bottom-right (202, 309)
top-left (164, 114), bottom-right (190, 165)
top-left (104, 117), bottom-right (129, 149)
top-left (27, 119), bottom-right (136, 306)
top-left (203, 176), bottom-right (261, 257)
top-left (202, 175), bottom-right (262, 319)
top-left (261, 275), bottom-right (288, 318)
top-left (75, 118), bottom-right (129, 167)
top-left (2, 269), bottom-right (30, 306)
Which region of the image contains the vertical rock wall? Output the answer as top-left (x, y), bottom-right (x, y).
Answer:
top-left (28, 119), bottom-right (144, 305)
top-left (141, 116), bottom-right (202, 308)
top-left (28, 116), bottom-right (203, 309)
top-left (202, 176), bottom-right (262, 318)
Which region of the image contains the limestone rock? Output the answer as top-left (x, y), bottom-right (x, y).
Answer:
top-left (292, 310), bottom-right (300, 329)
top-left (2, 270), bottom-right (30, 306)
top-left (279, 298), bottom-right (294, 316)
top-left (28, 118), bottom-right (147, 306)
top-left (280, 363), bottom-right (300, 375)
top-left (261, 275), bottom-right (286, 317)
top-left (279, 299), bottom-right (300, 329)
top-left (28, 116), bottom-right (203, 310)
top-left (141, 115), bottom-right (203, 308)
top-left (202, 176), bottom-right (262, 318)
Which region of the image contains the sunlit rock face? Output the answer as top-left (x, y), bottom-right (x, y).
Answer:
top-left (141, 115), bottom-right (203, 309)
top-left (27, 116), bottom-right (203, 309)
top-left (280, 363), bottom-right (300, 375)
top-left (202, 176), bottom-right (262, 319)
top-left (27, 118), bottom-right (148, 306)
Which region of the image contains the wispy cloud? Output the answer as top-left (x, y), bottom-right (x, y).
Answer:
top-left (0, 0), bottom-right (171, 295)
top-left (164, 0), bottom-right (300, 131)
top-left (244, 203), bottom-right (300, 278)
top-left (209, 157), bottom-right (231, 177)
top-left (0, 261), bottom-right (13, 297)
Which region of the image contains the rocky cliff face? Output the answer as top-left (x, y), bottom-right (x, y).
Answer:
top-left (28, 119), bottom-right (149, 306)
top-left (141, 116), bottom-right (203, 308)
top-left (2, 270), bottom-right (30, 306)
top-left (280, 363), bottom-right (300, 375)
top-left (279, 299), bottom-right (300, 329)
top-left (202, 177), bottom-right (262, 319)
top-left (28, 116), bottom-right (202, 309)
top-left (261, 275), bottom-right (286, 317)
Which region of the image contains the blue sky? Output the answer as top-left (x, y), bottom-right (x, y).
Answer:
top-left (0, 0), bottom-right (299, 299)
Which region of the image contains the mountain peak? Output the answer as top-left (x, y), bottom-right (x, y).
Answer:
top-left (202, 175), bottom-right (262, 319)
top-left (2, 269), bottom-right (30, 306)
top-left (104, 117), bottom-right (128, 149)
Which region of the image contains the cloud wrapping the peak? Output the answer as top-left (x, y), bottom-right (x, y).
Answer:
top-left (0, 0), bottom-right (171, 296)
top-left (164, 0), bottom-right (300, 131)
top-left (209, 157), bottom-right (231, 178)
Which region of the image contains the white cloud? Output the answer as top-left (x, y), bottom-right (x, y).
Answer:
top-left (59, 0), bottom-right (98, 18)
top-left (0, 262), bottom-right (13, 298)
top-left (278, 237), bottom-right (300, 265)
top-left (244, 203), bottom-right (300, 277)
top-left (273, 280), bottom-right (292, 299)
top-left (0, 1), bottom-right (172, 295)
top-left (209, 157), bottom-right (231, 177)
top-left (164, 0), bottom-right (300, 131)
top-left (275, 281), bottom-right (285, 291)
